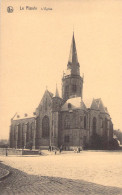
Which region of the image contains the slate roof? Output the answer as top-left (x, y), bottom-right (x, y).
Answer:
top-left (61, 97), bottom-right (87, 111)
top-left (84, 98), bottom-right (93, 109)
top-left (47, 90), bottom-right (53, 98)
top-left (12, 111), bottom-right (36, 121)
top-left (61, 96), bottom-right (109, 114)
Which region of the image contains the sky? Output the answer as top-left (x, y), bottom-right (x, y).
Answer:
top-left (0, 0), bottom-right (122, 139)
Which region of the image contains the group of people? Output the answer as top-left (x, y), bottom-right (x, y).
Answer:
top-left (48, 145), bottom-right (63, 155)
top-left (75, 147), bottom-right (81, 153)
top-left (48, 146), bottom-right (82, 154)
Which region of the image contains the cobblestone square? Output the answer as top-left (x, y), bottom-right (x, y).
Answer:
top-left (0, 151), bottom-right (122, 194)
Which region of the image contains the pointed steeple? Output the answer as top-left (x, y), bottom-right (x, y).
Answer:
top-left (67, 32), bottom-right (80, 76)
top-left (62, 33), bottom-right (83, 101)
top-left (68, 32), bottom-right (78, 64)
top-left (55, 84), bottom-right (59, 97)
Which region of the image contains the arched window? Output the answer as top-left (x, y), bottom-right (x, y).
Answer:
top-left (80, 116), bottom-right (83, 128)
top-left (26, 123), bottom-right (30, 142)
top-left (45, 98), bottom-right (47, 111)
top-left (72, 84), bottom-right (77, 93)
top-left (64, 115), bottom-right (70, 129)
top-left (42, 116), bottom-right (50, 138)
top-left (104, 118), bottom-right (108, 136)
top-left (92, 117), bottom-right (97, 134)
top-left (68, 103), bottom-right (72, 109)
top-left (84, 116), bottom-right (86, 129)
top-left (17, 124), bottom-right (21, 148)
top-left (65, 85), bottom-right (69, 97)
top-left (14, 126), bottom-right (16, 140)
top-left (30, 122), bottom-right (34, 139)
top-left (64, 135), bottom-right (70, 143)
top-left (22, 124), bottom-right (25, 147)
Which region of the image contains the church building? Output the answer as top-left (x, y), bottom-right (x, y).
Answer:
top-left (9, 33), bottom-right (113, 150)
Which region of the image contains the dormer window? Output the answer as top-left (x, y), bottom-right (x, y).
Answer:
top-left (68, 103), bottom-right (72, 109)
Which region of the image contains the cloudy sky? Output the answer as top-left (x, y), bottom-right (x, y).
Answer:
top-left (1, 0), bottom-right (122, 139)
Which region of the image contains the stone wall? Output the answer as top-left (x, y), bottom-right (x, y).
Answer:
top-left (62, 75), bottom-right (83, 101)
top-left (36, 90), bottom-right (53, 148)
top-left (60, 109), bottom-right (89, 148)
top-left (10, 117), bottom-right (36, 149)
top-left (0, 148), bottom-right (39, 155)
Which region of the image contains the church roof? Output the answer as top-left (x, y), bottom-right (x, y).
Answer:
top-left (84, 98), bottom-right (93, 109)
top-left (84, 98), bottom-right (109, 114)
top-left (61, 97), bottom-right (87, 111)
top-left (90, 99), bottom-right (99, 110)
top-left (104, 107), bottom-right (109, 114)
top-left (47, 90), bottom-right (53, 98)
top-left (94, 98), bottom-right (105, 112)
top-left (12, 111), bottom-right (36, 121)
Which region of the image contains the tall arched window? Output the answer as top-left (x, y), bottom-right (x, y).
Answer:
top-left (30, 122), bottom-right (34, 139)
top-left (42, 116), bottom-right (50, 138)
top-left (14, 126), bottom-right (16, 140)
top-left (93, 117), bottom-right (97, 134)
top-left (26, 123), bottom-right (30, 143)
top-left (17, 124), bottom-right (21, 148)
top-left (72, 84), bottom-right (77, 93)
top-left (84, 116), bottom-right (86, 129)
top-left (65, 85), bottom-right (69, 98)
top-left (22, 124), bottom-right (25, 147)
top-left (45, 98), bottom-right (47, 111)
top-left (64, 115), bottom-right (70, 129)
top-left (104, 118), bottom-right (108, 136)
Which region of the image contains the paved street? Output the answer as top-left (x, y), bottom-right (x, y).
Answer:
top-left (0, 151), bottom-right (122, 195)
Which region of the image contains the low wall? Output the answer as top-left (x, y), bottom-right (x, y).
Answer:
top-left (63, 146), bottom-right (83, 151)
top-left (0, 148), bottom-right (39, 156)
top-left (22, 150), bottom-right (39, 155)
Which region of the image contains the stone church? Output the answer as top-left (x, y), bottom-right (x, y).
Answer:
top-left (9, 33), bottom-right (113, 150)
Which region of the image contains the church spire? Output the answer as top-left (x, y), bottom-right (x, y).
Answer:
top-left (67, 32), bottom-right (80, 76)
top-left (62, 33), bottom-right (83, 101)
top-left (55, 84), bottom-right (59, 97)
top-left (68, 32), bottom-right (78, 65)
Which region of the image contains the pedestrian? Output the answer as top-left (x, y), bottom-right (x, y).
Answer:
top-left (78, 147), bottom-right (80, 153)
top-left (54, 148), bottom-right (57, 155)
top-left (48, 146), bottom-right (51, 152)
top-left (77, 147), bottom-right (79, 153)
top-left (59, 145), bottom-right (62, 153)
top-left (39, 149), bottom-right (41, 155)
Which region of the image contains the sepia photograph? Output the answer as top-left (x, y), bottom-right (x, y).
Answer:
top-left (0, 0), bottom-right (122, 194)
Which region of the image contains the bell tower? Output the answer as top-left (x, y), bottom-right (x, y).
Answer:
top-left (62, 33), bottom-right (83, 101)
